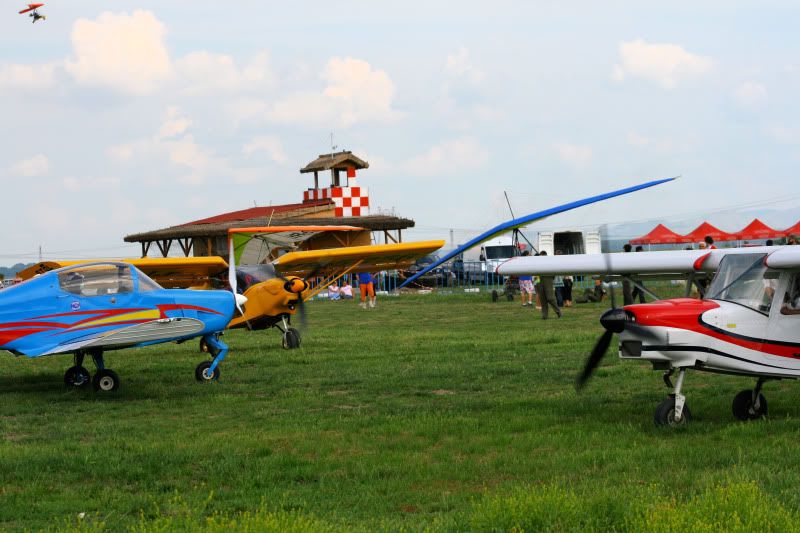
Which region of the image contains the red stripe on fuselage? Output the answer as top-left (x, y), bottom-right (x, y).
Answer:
top-left (627, 298), bottom-right (800, 359)
top-left (157, 304), bottom-right (222, 316)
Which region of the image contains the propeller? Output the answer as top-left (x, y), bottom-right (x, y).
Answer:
top-left (575, 252), bottom-right (657, 390)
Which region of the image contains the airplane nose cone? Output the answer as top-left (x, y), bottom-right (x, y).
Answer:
top-left (285, 278), bottom-right (307, 294)
top-left (235, 293), bottom-right (248, 308)
top-left (599, 308), bottom-right (627, 334)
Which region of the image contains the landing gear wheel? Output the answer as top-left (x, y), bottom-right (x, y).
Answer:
top-left (654, 397), bottom-right (692, 427)
top-left (199, 338), bottom-right (209, 353)
top-left (195, 361), bottom-right (220, 382)
top-left (732, 389), bottom-right (768, 420)
top-left (282, 328), bottom-right (301, 349)
top-left (491, 290), bottom-right (499, 302)
top-left (64, 366), bottom-right (91, 388)
top-left (92, 369), bottom-right (120, 392)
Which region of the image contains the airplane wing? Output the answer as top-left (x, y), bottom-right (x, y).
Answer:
top-left (229, 225), bottom-right (366, 263)
top-left (272, 240), bottom-right (446, 278)
top-left (16, 257), bottom-right (229, 289)
top-left (398, 177), bottom-right (676, 288)
top-left (497, 245), bottom-right (798, 277)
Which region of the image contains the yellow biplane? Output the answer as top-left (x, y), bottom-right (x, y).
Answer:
top-left (19, 226), bottom-right (444, 349)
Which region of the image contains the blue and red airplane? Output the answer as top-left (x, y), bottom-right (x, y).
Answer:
top-left (0, 262), bottom-right (244, 391)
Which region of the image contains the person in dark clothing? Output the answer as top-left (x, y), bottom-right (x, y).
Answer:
top-left (622, 243), bottom-right (634, 305)
top-left (535, 250), bottom-right (562, 319)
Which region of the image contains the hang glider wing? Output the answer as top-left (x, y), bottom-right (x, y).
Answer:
top-left (19, 3), bottom-right (44, 14)
top-left (497, 245), bottom-right (800, 278)
top-left (17, 257), bottom-right (229, 289)
top-left (398, 177), bottom-right (676, 288)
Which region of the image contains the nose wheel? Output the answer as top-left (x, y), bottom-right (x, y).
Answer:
top-left (654, 368), bottom-right (691, 427)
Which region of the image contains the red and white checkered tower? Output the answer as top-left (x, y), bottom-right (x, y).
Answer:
top-left (300, 151), bottom-right (370, 217)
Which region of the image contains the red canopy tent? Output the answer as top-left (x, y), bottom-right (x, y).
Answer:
top-left (733, 218), bottom-right (784, 240)
top-left (683, 222), bottom-right (737, 243)
top-left (630, 223), bottom-right (692, 245)
top-left (783, 220), bottom-right (800, 238)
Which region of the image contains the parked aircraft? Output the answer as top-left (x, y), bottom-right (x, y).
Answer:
top-left (498, 245), bottom-right (800, 426)
top-left (0, 262), bottom-right (243, 391)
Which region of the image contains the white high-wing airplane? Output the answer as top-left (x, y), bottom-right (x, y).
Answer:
top-left (498, 245), bottom-right (800, 426)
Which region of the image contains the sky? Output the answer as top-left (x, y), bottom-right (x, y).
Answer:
top-left (1, 1), bottom-right (799, 263)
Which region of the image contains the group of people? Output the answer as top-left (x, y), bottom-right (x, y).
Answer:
top-left (516, 250), bottom-right (572, 319)
top-left (327, 272), bottom-right (378, 309)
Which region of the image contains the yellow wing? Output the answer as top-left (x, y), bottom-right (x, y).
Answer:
top-left (16, 257), bottom-right (229, 289)
top-left (273, 240), bottom-right (445, 278)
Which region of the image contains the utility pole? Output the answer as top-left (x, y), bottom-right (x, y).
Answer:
top-left (38, 245), bottom-right (42, 262)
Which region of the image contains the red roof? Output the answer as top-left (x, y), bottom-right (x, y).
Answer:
top-left (733, 218), bottom-right (784, 240)
top-left (683, 222), bottom-right (737, 243)
top-left (180, 199), bottom-right (333, 226)
top-left (630, 223), bottom-right (691, 245)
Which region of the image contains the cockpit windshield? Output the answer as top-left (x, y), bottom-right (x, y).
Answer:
top-left (706, 253), bottom-right (778, 314)
top-left (236, 264), bottom-right (278, 292)
top-left (58, 263), bottom-right (135, 296)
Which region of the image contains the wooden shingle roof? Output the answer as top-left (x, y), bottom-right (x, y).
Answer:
top-left (300, 151), bottom-right (369, 174)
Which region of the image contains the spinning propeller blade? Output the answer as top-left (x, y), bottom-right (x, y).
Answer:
top-left (577, 330), bottom-right (614, 390)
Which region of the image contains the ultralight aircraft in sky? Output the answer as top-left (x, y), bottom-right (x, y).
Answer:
top-left (18, 3), bottom-right (45, 22)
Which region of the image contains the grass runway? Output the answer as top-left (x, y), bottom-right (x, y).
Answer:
top-left (2, 292), bottom-right (800, 530)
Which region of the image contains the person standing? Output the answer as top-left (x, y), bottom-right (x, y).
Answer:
top-left (535, 251), bottom-right (561, 319)
top-left (704, 235), bottom-right (717, 249)
top-left (622, 243), bottom-right (634, 305)
top-left (517, 251), bottom-right (535, 307)
top-left (562, 275), bottom-right (573, 307)
top-left (358, 272), bottom-right (376, 309)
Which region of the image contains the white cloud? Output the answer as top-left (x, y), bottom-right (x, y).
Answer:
top-left (242, 136), bottom-right (287, 163)
top-left (553, 142), bottom-right (592, 167)
top-left (0, 63), bottom-right (56, 90)
top-left (445, 47), bottom-right (485, 85)
top-left (264, 57), bottom-right (402, 127)
top-left (176, 50), bottom-right (276, 93)
top-left (405, 137), bottom-right (489, 176)
top-left (157, 107), bottom-right (193, 140)
top-left (62, 176), bottom-right (121, 191)
top-left (65, 10), bottom-right (172, 94)
top-left (734, 81), bottom-right (767, 106)
top-left (612, 39), bottom-right (712, 89)
top-left (11, 154), bottom-right (49, 176)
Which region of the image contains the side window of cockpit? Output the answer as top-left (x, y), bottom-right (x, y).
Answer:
top-left (762, 269), bottom-right (780, 312)
top-left (58, 265), bottom-right (134, 296)
top-left (781, 273), bottom-right (800, 316)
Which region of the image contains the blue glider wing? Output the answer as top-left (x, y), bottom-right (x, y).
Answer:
top-left (398, 177), bottom-right (675, 288)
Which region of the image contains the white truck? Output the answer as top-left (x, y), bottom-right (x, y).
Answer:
top-left (536, 229), bottom-right (601, 256)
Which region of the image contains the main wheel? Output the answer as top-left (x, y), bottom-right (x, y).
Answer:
top-left (92, 369), bottom-right (120, 392)
top-left (654, 397), bottom-right (692, 427)
top-left (64, 366), bottom-right (91, 388)
top-left (732, 389), bottom-right (768, 420)
top-left (195, 361), bottom-right (220, 382)
top-left (282, 328), bottom-right (301, 349)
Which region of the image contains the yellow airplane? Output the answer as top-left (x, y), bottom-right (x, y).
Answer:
top-left (18, 227), bottom-right (444, 349)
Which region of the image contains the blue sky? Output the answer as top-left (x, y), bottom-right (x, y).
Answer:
top-left (1, 2), bottom-right (799, 262)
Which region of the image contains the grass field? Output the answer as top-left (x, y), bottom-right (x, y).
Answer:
top-left (3, 291), bottom-right (800, 531)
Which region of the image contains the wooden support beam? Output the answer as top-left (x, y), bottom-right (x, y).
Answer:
top-left (178, 238), bottom-right (192, 257)
top-left (156, 239), bottom-right (172, 257)
top-left (141, 241), bottom-right (151, 258)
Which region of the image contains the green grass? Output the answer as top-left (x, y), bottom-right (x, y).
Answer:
top-left (2, 291), bottom-right (800, 530)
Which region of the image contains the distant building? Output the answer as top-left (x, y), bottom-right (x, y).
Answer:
top-left (124, 151), bottom-right (414, 258)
